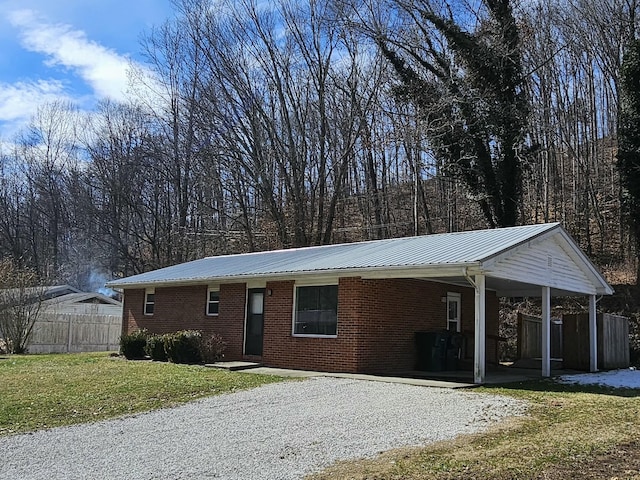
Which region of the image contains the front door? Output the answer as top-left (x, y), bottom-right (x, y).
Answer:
top-left (245, 288), bottom-right (265, 356)
top-left (447, 292), bottom-right (461, 332)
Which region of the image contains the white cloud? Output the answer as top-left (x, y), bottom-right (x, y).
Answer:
top-left (0, 79), bottom-right (64, 119)
top-left (8, 9), bottom-right (133, 101)
top-left (0, 79), bottom-right (77, 138)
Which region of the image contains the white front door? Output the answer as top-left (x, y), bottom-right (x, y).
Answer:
top-left (447, 292), bottom-right (461, 332)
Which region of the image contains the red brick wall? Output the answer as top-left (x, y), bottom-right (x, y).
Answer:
top-left (261, 278), bottom-right (361, 372)
top-left (122, 288), bottom-right (144, 337)
top-left (122, 277), bottom-right (499, 373)
top-left (122, 283), bottom-right (246, 361)
top-left (356, 278), bottom-right (499, 373)
top-left (217, 283), bottom-right (246, 360)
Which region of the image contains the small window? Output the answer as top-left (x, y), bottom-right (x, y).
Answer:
top-left (207, 289), bottom-right (220, 316)
top-left (144, 289), bottom-right (155, 315)
top-left (293, 285), bottom-right (338, 336)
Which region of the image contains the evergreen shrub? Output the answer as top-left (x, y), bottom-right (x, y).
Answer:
top-left (164, 330), bottom-right (202, 364)
top-left (119, 329), bottom-right (148, 359)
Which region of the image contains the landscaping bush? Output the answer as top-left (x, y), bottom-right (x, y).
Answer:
top-left (199, 333), bottom-right (227, 364)
top-left (119, 329), bottom-right (148, 359)
top-left (145, 334), bottom-right (169, 361)
top-left (164, 330), bottom-right (202, 364)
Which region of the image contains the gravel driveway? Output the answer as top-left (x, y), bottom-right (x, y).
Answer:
top-left (2, 377), bottom-right (525, 479)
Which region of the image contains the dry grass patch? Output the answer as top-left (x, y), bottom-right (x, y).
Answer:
top-left (0, 352), bottom-right (284, 436)
top-left (308, 380), bottom-right (640, 480)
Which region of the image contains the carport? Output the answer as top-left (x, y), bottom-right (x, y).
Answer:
top-left (365, 223), bottom-right (614, 383)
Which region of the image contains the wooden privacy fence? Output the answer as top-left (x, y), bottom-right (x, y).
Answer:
top-left (517, 313), bottom-right (563, 359)
top-left (563, 313), bottom-right (630, 370)
top-left (28, 313), bottom-right (121, 353)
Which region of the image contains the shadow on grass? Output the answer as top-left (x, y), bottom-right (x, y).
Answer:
top-left (480, 377), bottom-right (640, 398)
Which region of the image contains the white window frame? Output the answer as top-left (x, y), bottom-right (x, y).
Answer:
top-left (446, 292), bottom-right (461, 332)
top-left (292, 281), bottom-right (339, 338)
top-left (206, 287), bottom-right (220, 316)
top-left (144, 288), bottom-right (155, 316)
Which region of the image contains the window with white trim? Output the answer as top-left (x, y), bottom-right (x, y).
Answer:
top-left (446, 292), bottom-right (461, 332)
top-left (293, 284), bottom-right (338, 336)
top-left (206, 288), bottom-right (220, 316)
top-left (144, 288), bottom-right (155, 315)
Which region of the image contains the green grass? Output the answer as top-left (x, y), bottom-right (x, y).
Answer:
top-left (309, 379), bottom-right (640, 479)
top-left (0, 352), bottom-right (284, 436)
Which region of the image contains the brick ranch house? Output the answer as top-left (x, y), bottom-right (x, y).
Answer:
top-left (107, 223), bottom-right (613, 384)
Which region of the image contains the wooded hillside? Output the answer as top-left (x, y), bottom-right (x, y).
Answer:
top-left (0, 0), bottom-right (637, 289)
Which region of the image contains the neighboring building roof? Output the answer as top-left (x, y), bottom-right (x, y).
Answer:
top-left (0, 284), bottom-right (82, 303)
top-left (106, 223), bottom-right (613, 296)
top-left (41, 292), bottom-right (122, 308)
top-left (41, 285), bottom-right (82, 299)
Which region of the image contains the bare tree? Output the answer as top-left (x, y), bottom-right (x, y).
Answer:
top-left (0, 259), bottom-right (45, 354)
top-left (521, 0), bottom-right (639, 266)
top-left (339, 0), bottom-right (530, 228)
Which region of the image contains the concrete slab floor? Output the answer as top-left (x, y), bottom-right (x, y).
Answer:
top-left (236, 364), bottom-right (571, 388)
top-left (240, 366), bottom-right (476, 389)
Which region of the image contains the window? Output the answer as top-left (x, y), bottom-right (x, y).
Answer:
top-left (144, 289), bottom-right (155, 315)
top-left (446, 292), bottom-right (461, 332)
top-left (293, 284), bottom-right (338, 336)
top-left (206, 288), bottom-right (220, 316)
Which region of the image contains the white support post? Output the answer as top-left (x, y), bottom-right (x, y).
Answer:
top-left (541, 286), bottom-right (551, 377)
top-left (589, 294), bottom-right (598, 372)
top-left (474, 274), bottom-right (486, 384)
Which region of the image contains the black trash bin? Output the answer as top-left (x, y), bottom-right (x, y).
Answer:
top-left (446, 333), bottom-right (464, 370)
top-left (445, 346), bottom-right (458, 370)
top-left (415, 331), bottom-right (450, 371)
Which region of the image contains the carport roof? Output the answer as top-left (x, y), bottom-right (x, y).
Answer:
top-left (107, 223), bottom-right (613, 296)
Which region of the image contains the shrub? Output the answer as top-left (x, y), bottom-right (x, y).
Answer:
top-left (145, 334), bottom-right (169, 361)
top-left (164, 330), bottom-right (203, 364)
top-left (199, 333), bottom-right (227, 364)
top-left (120, 329), bottom-right (148, 360)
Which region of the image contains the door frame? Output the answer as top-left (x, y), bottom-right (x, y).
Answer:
top-left (446, 292), bottom-right (462, 332)
top-left (244, 287), bottom-right (266, 356)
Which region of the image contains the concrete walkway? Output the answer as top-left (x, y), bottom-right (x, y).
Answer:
top-left (246, 366), bottom-right (477, 388)
top-left (209, 362), bottom-right (556, 388)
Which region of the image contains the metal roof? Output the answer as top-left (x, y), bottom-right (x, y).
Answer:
top-left (107, 223), bottom-right (571, 288)
top-left (41, 292), bottom-right (122, 307)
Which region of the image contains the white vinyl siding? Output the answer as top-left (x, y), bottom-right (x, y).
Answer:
top-left (486, 238), bottom-right (595, 294)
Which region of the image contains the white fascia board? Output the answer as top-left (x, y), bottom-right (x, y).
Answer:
top-left (108, 262), bottom-right (482, 289)
top-left (495, 286), bottom-right (597, 298)
top-left (359, 263), bottom-right (482, 279)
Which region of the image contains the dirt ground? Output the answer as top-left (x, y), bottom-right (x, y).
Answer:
top-left (538, 442), bottom-right (640, 479)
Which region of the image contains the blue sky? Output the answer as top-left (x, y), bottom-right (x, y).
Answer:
top-left (0, 0), bottom-right (174, 140)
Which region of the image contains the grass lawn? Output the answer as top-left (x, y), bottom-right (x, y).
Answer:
top-left (0, 352), bottom-right (283, 436)
top-left (309, 380), bottom-right (640, 479)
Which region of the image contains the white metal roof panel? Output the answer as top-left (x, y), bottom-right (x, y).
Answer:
top-left (107, 223), bottom-right (562, 287)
